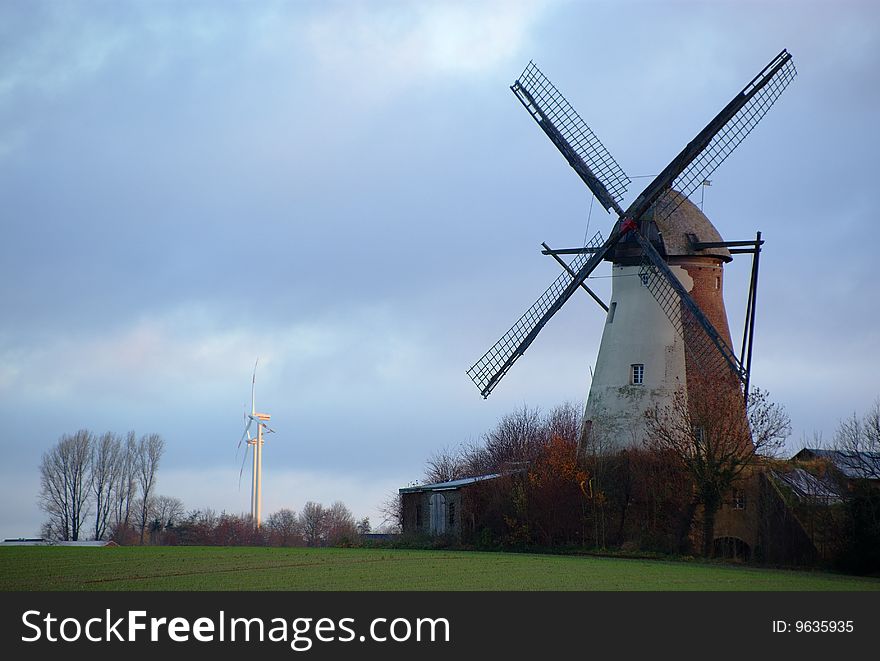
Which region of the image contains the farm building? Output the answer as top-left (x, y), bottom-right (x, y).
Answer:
top-left (398, 447), bottom-right (870, 567)
top-left (400, 474), bottom-right (503, 537)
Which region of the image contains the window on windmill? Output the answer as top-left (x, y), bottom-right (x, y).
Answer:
top-left (630, 363), bottom-right (644, 385)
top-left (607, 301), bottom-right (617, 324)
top-left (733, 489), bottom-right (747, 510)
top-left (715, 275), bottom-right (721, 290)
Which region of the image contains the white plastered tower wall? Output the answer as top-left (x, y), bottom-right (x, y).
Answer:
top-left (582, 263), bottom-right (692, 449)
top-left (579, 191), bottom-right (732, 452)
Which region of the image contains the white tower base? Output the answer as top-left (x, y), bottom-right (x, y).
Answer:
top-left (580, 263), bottom-right (693, 451)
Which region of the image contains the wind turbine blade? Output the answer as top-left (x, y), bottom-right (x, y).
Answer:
top-left (238, 445), bottom-right (251, 489)
top-left (251, 358), bottom-right (258, 417)
top-left (237, 419), bottom-right (253, 450)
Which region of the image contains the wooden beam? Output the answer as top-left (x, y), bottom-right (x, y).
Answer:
top-left (542, 243), bottom-right (608, 312)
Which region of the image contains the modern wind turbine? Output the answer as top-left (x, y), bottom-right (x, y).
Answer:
top-left (237, 359), bottom-right (274, 529)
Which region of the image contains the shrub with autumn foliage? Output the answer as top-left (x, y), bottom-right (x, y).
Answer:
top-left (452, 404), bottom-right (702, 554)
top-left (459, 436), bottom-right (586, 548)
top-left (518, 435), bottom-right (590, 547)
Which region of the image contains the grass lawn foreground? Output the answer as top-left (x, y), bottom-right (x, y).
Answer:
top-left (1, 546), bottom-right (879, 591)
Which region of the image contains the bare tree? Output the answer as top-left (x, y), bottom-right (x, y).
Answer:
top-left (424, 446), bottom-right (465, 484)
top-left (432, 403), bottom-right (581, 481)
top-left (460, 404), bottom-right (548, 476)
top-left (266, 508), bottom-right (301, 546)
top-left (834, 398), bottom-right (880, 480)
top-left (40, 519), bottom-right (65, 542)
top-left (356, 517), bottom-right (371, 535)
top-left (298, 501), bottom-right (326, 547)
top-left (482, 404), bottom-right (545, 469)
top-left (378, 491), bottom-right (403, 534)
top-left (136, 433), bottom-right (165, 544)
top-left (90, 432), bottom-right (122, 540)
top-left (546, 402), bottom-right (582, 444)
top-left (799, 429), bottom-right (826, 449)
top-left (39, 430), bottom-right (93, 541)
top-left (152, 495), bottom-right (185, 529)
top-left (747, 388), bottom-right (792, 459)
top-left (645, 385), bottom-right (790, 557)
top-left (111, 431), bottom-right (138, 542)
top-left (325, 501), bottom-right (358, 546)
top-left (834, 399), bottom-right (880, 574)
top-left (868, 400), bottom-right (880, 451)
top-left (459, 437), bottom-right (494, 477)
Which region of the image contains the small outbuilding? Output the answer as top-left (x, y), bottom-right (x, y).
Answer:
top-left (400, 474), bottom-right (502, 538)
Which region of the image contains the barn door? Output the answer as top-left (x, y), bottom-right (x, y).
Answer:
top-left (429, 493), bottom-right (447, 535)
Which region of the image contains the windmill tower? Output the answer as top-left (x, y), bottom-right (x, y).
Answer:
top-left (467, 50), bottom-right (796, 450)
top-left (583, 190), bottom-right (740, 449)
top-left (237, 360), bottom-right (274, 529)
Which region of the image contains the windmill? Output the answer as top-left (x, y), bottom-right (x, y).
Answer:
top-left (237, 359), bottom-right (274, 529)
top-left (467, 49), bottom-right (796, 450)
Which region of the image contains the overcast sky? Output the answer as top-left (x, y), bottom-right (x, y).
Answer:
top-left (1, 0), bottom-right (878, 539)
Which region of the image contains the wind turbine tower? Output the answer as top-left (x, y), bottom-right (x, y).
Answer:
top-left (238, 360), bottom-right (274, 529)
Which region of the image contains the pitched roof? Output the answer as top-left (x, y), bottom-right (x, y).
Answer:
top-left (793, 448), bottom-right (880, 480)
top-left (399, 473), bottom-right (503, 494)
top-left (772, 468), bottom-right (842, 503)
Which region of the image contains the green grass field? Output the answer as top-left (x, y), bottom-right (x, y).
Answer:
top-left (1, 546), bottom-right (878, 591)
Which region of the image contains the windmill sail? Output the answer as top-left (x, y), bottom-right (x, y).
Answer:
top-left (467, 231), bottom-right (606, 397)
top-left (633, 49), bottom-right (797, 224)
top-left (468, 49), bottom-right (796, 397)
top-left (512, 61), bottom-right (630, 214)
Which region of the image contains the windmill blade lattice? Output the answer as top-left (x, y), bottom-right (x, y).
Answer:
top-left (512, 61), bottom-right (630, 213)
top-left (469, 50), bottom-right (795, 398)
top-left (633, 231), bottom-right (746, 383)
top-left (467, 231), bottom-right (605, 397)
top-left (649, 50), bottom-right (797, 224)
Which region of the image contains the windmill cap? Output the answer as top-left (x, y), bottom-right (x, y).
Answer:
top-left (651, 189), bottom-right (732, 262)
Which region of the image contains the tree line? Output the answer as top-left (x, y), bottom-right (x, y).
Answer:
top-left (38, 429), bottom-right (165, 543)
top-left (159, 502), bottom-right (370, 547)
top-left (36, 429), bottom-right (374, 547)
top-left (829, 398), bottom-right (880, 573)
